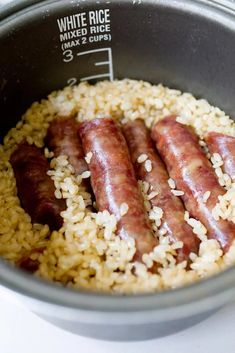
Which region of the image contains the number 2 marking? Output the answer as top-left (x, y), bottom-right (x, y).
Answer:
top-left (67, 77), bottom-right (77, 86)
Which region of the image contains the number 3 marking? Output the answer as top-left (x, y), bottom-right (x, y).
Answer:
top-left (63, 49), bottom-right (73, 63)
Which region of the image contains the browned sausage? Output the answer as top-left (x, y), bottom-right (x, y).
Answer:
top-left (123, 119), bottom-right (199, 262)
top-left (45, 116), bottom-right (88, 176)
top-left (79, 118), bottom-right (157, 261)
top-left (205, 131), bottom-right (235, 179)
top-left (10, 142), bottom-right (65, 231)
top-left (151, 115), bottom-right (235, 252)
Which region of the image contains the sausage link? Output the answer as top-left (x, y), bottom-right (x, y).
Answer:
top-left (205, 131), bottom-right (235, 179)
top-left (45, 117), bottom-right (88, 176)
top-left (10, 142), bottom-right (65, 231)
top-left (79, 118), bottom-right (157, 261)
top-left (151, 115), bottom-right (235, 252)
top-left (123, 119), bottom-right (199, 261)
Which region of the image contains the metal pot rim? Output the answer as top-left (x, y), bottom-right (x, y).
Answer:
top-left (1, 0), bottom-right (235, 319)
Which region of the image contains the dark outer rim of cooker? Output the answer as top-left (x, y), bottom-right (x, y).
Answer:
top-left (0, 0), bottom-right (235, 317)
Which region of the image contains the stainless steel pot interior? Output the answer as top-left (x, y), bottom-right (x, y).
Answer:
top-left (1, 0), bottom-right (235, 340)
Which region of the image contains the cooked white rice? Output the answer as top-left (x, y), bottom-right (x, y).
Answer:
top-left (171, 190), bottom-right (184, 196)
top-left (168, 178), bottom-right (176, 189)
top-left (137, 153), bottom-right (148, 163)
top-left (1, 78), bottom-right (235, 294)
top-left (144, 159), bottom-right (152, 172)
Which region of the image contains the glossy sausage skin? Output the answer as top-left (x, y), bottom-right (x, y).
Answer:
top-left (45, 117), bottom-right (88, 176)
top-left (205, 131), bottom-right (235, 179)
top-left (123, 119), bottom-right (199, 261)
top-left (10, 142), bottom-right (65, 231)
top-left (79, 118), bottom-right (157, 261)
top-left (152, 115), bottom-right (235, 252)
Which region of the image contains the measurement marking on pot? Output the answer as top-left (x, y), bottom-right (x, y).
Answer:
top-left (95, 61), bottom-right (109, 66)
top-left (77, 48), bottom-right (114, 81)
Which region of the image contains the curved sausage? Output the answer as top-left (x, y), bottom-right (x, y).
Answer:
top-left (123, 119), bottom-right (199, 262)
top-left (205, 131), bottom-right (235, 179)
top-left (79, 118), bottom-right (157, 261)
top-left (151, 115), bottom-right (235, 252)
top-left (45, 116), bottom-right (88, 176)
top-left (10, 142), bottom-right (65, 231)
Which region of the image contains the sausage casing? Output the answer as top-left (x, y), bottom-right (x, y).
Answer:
top-left (45, 117), bottom-right (88, 176)
top-left (10, 142), bottom-right (65, 230)
top-left (205, 131), bottom-right (235, 179)
top-left (123, 119), bottom-right (199, 261)
top-left (79, 118), bottom-right (157, 261)
top-left (152, 115), bottom-right (235, 252)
